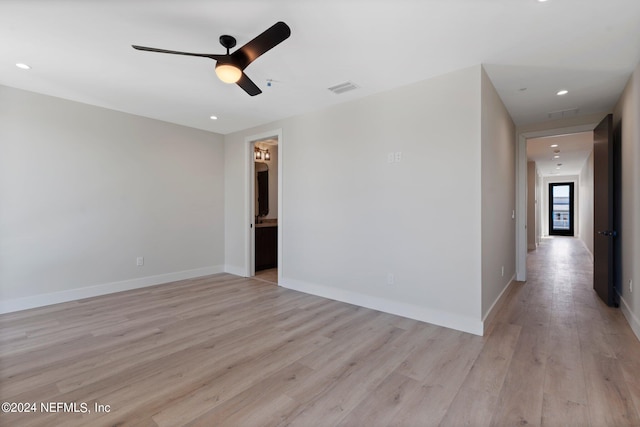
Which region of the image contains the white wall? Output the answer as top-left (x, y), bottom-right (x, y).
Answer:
top-left (0, 86), bottom-right (226, 312)
top-left (224, 135), bottom-right (250, 277)
top-left (225, 66), bottom-right (486, 334)
top-left (613, 60), bottom-right (640, 340)
top-left (578, 150), bottom-right (594, 256)
top-left (480, 68), bottom-right (516, 321)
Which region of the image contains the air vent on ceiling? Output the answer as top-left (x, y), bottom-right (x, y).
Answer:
top-left (548, 108), bottom-right (579, 119)
top-left (328, 81), bottom-right (359, 95)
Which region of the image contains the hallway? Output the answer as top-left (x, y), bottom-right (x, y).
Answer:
top-left (488, 236), bottom-right (640, 426)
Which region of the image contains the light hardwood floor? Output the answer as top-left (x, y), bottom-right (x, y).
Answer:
top-left (254, 268), bottom-right (278, 285)
top-left (1, 237), bottom-right (639, 426)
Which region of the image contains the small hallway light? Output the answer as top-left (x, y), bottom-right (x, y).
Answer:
top-left (557, 89), bottom-right (569, 96)
top-left (16, 63), bottom-right (31, 70)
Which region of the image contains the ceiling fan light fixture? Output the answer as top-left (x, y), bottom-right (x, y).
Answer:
top-left (132, 21), bottom-right (290, 96)
top-left (215, 63), bottom-right (242, 84)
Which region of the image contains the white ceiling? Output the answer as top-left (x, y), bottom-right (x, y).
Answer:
top-left (1, 0), bottom-right (640, 135)
top-left (527, 132), bottom-right (594, 176)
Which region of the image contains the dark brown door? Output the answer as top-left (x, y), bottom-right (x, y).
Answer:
top-left (593, 114), bottom-right (618, 306)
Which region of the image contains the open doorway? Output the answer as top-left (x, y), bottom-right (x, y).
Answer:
top-left (517, 125), bottom-right (596, 281)
top-left (254, 139), bottom-right (278, 283)
top-left (246, 129), bottom-right (282, 285)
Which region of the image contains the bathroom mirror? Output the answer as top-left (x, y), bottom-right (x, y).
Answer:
top-left (255, 162), bottom-right (269, 217)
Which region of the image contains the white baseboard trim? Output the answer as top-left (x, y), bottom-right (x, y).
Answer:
top-left (577, 238), bottom-right (594, 263)
top-left (279, 277), bottom-right (483, 336)
top-left (482, 275), bottom-right (517, 335)
top-left (0, 265), bottom-right (224, 314)
top-left (620, 294), bottom-right (640, 342)
top-left (224, 265), bottom-right (248, 277)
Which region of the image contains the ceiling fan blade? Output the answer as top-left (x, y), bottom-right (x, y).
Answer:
top-left (232, 21), bottom-right (291, 70)
top-left (237, 72), bottom-right (262, 96)
top-left (132, 45), bottom-right (225, 61)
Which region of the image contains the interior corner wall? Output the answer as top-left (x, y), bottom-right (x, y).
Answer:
top-left (613, 60), bottom-right (640, 340)
top-left (480, 67), bottom-right (516, 321)
top-left (224, 65), bottom-right (485, 335)
top-left (0, 85), bottom-right (226, 313)
top-left (578, 150), bottom-right (594, 256)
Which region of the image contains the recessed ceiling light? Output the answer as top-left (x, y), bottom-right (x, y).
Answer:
top-left (557, 89), bottom-right (569, 96)
top-left (210, 116), bottom-right (218, 120)
top-left (538, 0), bottom-right (549, 2)
top-left (16, 63), bottom-right (31, 70)
top-left (553, 155), bottom-right (560, 159)
top-left (550, 144), bottom-right (559, 148)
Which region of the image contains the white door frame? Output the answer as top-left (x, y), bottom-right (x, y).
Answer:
top-left (244, 129), bottom-right (283, 280)
top-left (516, 123), bottom-right (597, 281)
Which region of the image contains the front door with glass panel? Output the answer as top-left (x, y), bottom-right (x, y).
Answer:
top-left (549, 182), bottom-right (574, 236)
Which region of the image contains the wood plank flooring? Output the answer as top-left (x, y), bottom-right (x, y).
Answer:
top-left (254, 268), bottom-right (278, 285)
top-left (1, 237), bottom-right (639, 426)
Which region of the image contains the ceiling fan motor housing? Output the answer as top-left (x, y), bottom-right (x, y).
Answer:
top-left (219, 35), bottom-right (236, 51)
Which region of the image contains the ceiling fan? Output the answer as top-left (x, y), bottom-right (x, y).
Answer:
top-left (132, 21), bottom-right (291, 96)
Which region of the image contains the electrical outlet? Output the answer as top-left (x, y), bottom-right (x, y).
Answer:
top-left (136, 257), bottom-right (144, 267)
top-left (387, 273), bottom-right (395, 286)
